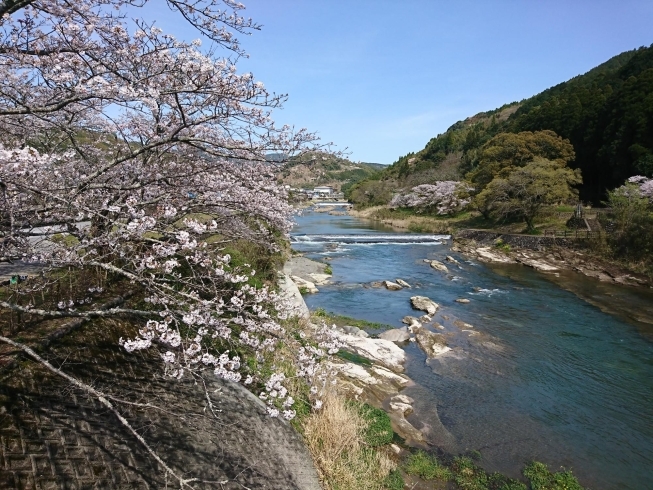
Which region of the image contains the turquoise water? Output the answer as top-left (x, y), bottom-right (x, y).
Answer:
top-left (292, 211), bottom-right (653, 490)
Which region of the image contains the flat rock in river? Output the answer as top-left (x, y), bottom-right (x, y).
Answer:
top-left (308, 273), bottom-right (332, 285)
top-left (428, 259), bottom-right (449, 273)
top-left (414, 326), bottom-right (451, 358)
top-left (396, 279), bottom-right (411, 288)
top-left (336, 333), bottom-right (406, 373)
top-left (291, 275), bottom-right (318, 294)
top-left (410, 296), bottom-right (440, 315)
top-left (383, 280), bottom-right (403, 290)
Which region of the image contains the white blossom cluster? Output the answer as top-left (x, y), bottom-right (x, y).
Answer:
top-left (627, 176), bottom-right (653, 202)
top-left (389, 182), bottom-right (472, 215)
top-left (0, 0), bottom-right (337, 420)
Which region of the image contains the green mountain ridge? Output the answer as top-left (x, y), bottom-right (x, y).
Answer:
top-left (350, 44), bottom-right (653, 205)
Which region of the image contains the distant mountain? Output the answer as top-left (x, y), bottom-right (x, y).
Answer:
top-left (350, 44), bottom-right (653, 204)
top-left (276, 153), bottom-right (383, 193)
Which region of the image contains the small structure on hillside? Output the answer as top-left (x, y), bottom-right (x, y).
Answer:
top-left (313, 186), bottom-right (334, 197)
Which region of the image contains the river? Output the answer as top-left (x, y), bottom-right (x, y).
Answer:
top-left (291, 210), bottom-right (653, 490)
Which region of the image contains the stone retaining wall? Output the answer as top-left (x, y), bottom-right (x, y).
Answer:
top-left (454, 229), bottom-right (581, 251)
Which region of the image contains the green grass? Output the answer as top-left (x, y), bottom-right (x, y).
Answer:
top-left (493, 238), bottom-right (511, 252)
top-left (403, 451), bottom-right (452, 481)
top-left (324, 264), bottom-right (333, 275)
top-left (356, 403), bottom-right (394, 447)
top-left (335, 350), bottom-right (372, 366)
top-left (313, 308), bottom-right (392, 331)
top-left (523, 462), bottom-right (584, 490)
top-left (399, 452), bottom-right (580, 490)
top-left (383, 469), bottom-right (404, 490)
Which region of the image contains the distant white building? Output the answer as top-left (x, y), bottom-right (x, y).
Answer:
top-left (313, 186), bottom-right (334, 196)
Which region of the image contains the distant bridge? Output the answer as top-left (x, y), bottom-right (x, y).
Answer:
top-left (312, 202), bottom-right (352, 208)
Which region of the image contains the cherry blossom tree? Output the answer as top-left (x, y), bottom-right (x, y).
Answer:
top-left (389, 181), bottom-right (471, 215)
top-left (0, 1), bottom-right (339, 484)
top-left (627, 175), bottom-right (653, 202)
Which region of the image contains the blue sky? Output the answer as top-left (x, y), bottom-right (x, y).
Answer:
top-left (146, 1), bottom-right (653, 164)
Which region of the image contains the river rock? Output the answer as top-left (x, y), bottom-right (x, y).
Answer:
top-left (414, 326), bottom-right (451, 358)
top-left (516, 257), bottom-right (559, 272)
top-left (396, 279), bottom-right (411, 288)
top-left (378, 327), bottom-right (410, 343)
top-left (389, 401), bottom-right (413, 416)
top-left (402, 315), bottom-right (421, 326)
top-left (291, 275), bottom-right (318, 294)
top-left (445, 255), bottom-right (460, 264)
top-left (391, 394), bottom-right (414, 405)
top-left (475, 247), bottom-right (516, 263)
top-left (410, 296), bottom-right (440, 315)
top-left (328, 361), bottom-right (411, 405)
top-left (420, 314), bottom-right (432, 322)
top-left (308, 273), bottom-right (332, 285)
top-left (453, 320), bottom-right (474, 329)
top-left (277, 273), bottom-right (310, 319)
top-left (428, 259), bottom-right (449, 273)
top-left (383, 280), bottom-right (403, 290)
top-left (342, 325), bottom-right (369, 338)
top-left (455, 298), bottom-right (471, 304)
top-left (337, 334), bottom-right (406, 373)
top-left (387, 410), bottom-right (425, 444)
top-left (369, 281), bottom-right (384, 288)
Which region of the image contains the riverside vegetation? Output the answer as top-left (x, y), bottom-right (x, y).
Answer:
top-left (0, 1), bottom-right (632, 489)
top-left (347, 43), bottom-right (653, 277)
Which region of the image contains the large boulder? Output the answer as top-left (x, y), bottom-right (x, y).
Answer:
top-left (342, 325), bottom-right (369, 338)
top-left (327, 361), bottom-right (411, 404)
top-left (383, 280), bottom-right (403, 291)
top-left (337, 334), bottom-right (406, 373)
top-left (308, 273), bottom-right (332, 285)
top-left (277, 273), bottom-right (310, 319)
top-left (378, 327), bottom-right (410, 343)
top-left (410, 296), bottom-right (440, 315)
top-left (428, 259), bottom-right (449, 273)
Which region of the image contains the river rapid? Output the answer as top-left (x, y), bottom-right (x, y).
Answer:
top-left (291, 210), bottom-right (653, 490)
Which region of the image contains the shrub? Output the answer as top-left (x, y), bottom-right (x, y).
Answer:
top-left (523, 461), bottom-right (584, 490)
top-left (403, 450), bottom-right (452, 481)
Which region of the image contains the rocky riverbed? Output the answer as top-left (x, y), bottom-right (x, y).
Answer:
top-left (452, 236), bottom-right (652, 288)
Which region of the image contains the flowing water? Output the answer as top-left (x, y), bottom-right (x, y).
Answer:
top-left (291, 210), bottom-right (653, 490)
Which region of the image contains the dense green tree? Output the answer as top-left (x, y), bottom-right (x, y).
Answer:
top-left (475, 158), bottom-right (582, 231)
top-left (466, 130), bottom-right (576, 194)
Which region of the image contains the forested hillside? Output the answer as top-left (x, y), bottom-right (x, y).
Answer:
top-left (350, 44), bottom-right (653, 204)
top-left (277, 153), bottom-right (383, 192)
